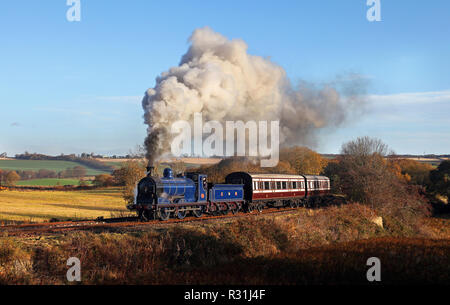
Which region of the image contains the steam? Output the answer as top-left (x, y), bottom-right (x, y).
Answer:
top-left (143, 27), bottom-right (367, 163)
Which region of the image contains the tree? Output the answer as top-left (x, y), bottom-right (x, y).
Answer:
top-left (389, 158), bottom-right (434, 186)
top-left (5, 171), bottom-right (20, 186)
top-left (341, 136), bottom-right (390, 157)
top-left (112, 160), bottom-right (146, 204)
top-left (324, 137), bottom-right (429, 228)
top-left (429, 160), bottom-right (450, 200)
top-left (72, 166), bottom-right (87, 179)
top-left (280, 146), bottom-right (328, 175)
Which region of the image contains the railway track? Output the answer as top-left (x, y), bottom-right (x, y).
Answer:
top-left (0, 207), bottom-right (304, 236)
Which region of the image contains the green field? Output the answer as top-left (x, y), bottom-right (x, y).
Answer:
top-left (0, 160), bottom-right (110, 176)
top-left (16, 178), bottom-right (92, 186)
top-left (0, 187), bottom-right (130, 222)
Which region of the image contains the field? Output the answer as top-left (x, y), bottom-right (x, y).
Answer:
top-left (0, 160), bottom-right (111, 176)
top-left (16, 178), bottom-right (91, 186)
top-left (0, 187), bottom-right (129, 223)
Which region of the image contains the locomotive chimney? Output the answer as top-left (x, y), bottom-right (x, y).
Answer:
top-left (146, 162), bottom-right (154, 177)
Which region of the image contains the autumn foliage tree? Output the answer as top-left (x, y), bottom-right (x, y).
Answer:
top-left (280, 146), bottom-right (328, 175)
top-left (324, 137), bottom-right (429, 231)
top-left (113, 160), bottom-right (146, 204)
top-left (388, 158), bottom-right (434, 186)
top-left (5, 171), bottom-right (20, 186)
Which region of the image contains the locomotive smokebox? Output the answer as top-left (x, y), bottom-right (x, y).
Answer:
top-left (146, 162), bottom-right (154, 177)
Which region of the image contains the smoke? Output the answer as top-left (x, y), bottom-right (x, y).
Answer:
top-left (142, 27), bottom-right (367, 163)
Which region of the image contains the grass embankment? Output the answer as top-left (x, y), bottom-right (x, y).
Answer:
top-left (1, 204), bottom-right (449, 284)
top-left (0, 187), bottom-right (129, 223)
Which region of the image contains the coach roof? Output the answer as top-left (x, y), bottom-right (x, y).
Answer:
top-left (245, 173), bottom-right (329, 180)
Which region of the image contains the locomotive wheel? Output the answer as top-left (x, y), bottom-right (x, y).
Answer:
top-left (210, 203), bottom-right (221, 216)
top-left (247, 204), bottom-right (254, 213)
top-left (230, 203), bottom-right (239, 215)
top-left (177, 208), bottom-right (187, 219)
top-left (139, 209), bottom-right (152, 222)
top-left (158, 208), bottom-right (170, 221)
top-left (192, 207), bottom-right (203, 218)
top-left (221, 204), bottom-right (229, 215)
top-left (256, 204), bottom-right (263, 213)
top-left (137, 210), bottom-right (144, 221)
top-left (142, 210), bottom-right (151, 222)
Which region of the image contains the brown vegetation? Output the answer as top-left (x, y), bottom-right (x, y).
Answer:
top-left (112, 160), bottom-right (146, 204)
top-left (324, 137), bottom-right (431, 234)
top-left (0, 203), bottom-right (448, 285)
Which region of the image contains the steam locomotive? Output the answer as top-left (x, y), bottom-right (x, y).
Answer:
top-left (128, 165), bottom-right (331, 221)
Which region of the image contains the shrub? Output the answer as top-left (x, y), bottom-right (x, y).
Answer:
top-left (93, 174), bottom-right (115, 187)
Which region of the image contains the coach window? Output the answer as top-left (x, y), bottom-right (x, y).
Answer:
top-left (292, 181), bottom-right (297, 189)
top-left (259, 182), bottom-right (264, 189)
top-left (264, 181), bottom-right (270, 190)
top-left (276, 181), bottom-right (281, 189)
top-left (282, 181), bottom-right (287, 189)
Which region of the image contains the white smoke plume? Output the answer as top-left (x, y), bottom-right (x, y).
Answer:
top-left (142, 27), bottom-right (367, 163)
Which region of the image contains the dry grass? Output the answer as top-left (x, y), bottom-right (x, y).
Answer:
top-left (0, 187), bottom-right (130, 223)
top-left (1, 204), bottom-right (448, 285)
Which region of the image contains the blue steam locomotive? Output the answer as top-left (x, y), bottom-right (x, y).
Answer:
top-left (128, 165), bottom-right (332, 221)
top-left (129, 166), bottom-right (244, 221)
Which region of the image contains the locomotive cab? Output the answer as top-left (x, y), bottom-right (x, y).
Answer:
top-left (186, 172), bottom-right (208, 202)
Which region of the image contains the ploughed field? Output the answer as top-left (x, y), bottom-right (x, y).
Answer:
top-left (0, 187), bottom-right (129, 223)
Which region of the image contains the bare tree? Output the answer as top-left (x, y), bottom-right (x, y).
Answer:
top-left (341, 136), bottom-right (390, 157)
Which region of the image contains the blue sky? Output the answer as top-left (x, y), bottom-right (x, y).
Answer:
top-left (1, 0), bottom-right (449, 156)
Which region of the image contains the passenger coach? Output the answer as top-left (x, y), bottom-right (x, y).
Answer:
top-left (225, 172), bottom-right (330, 209)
